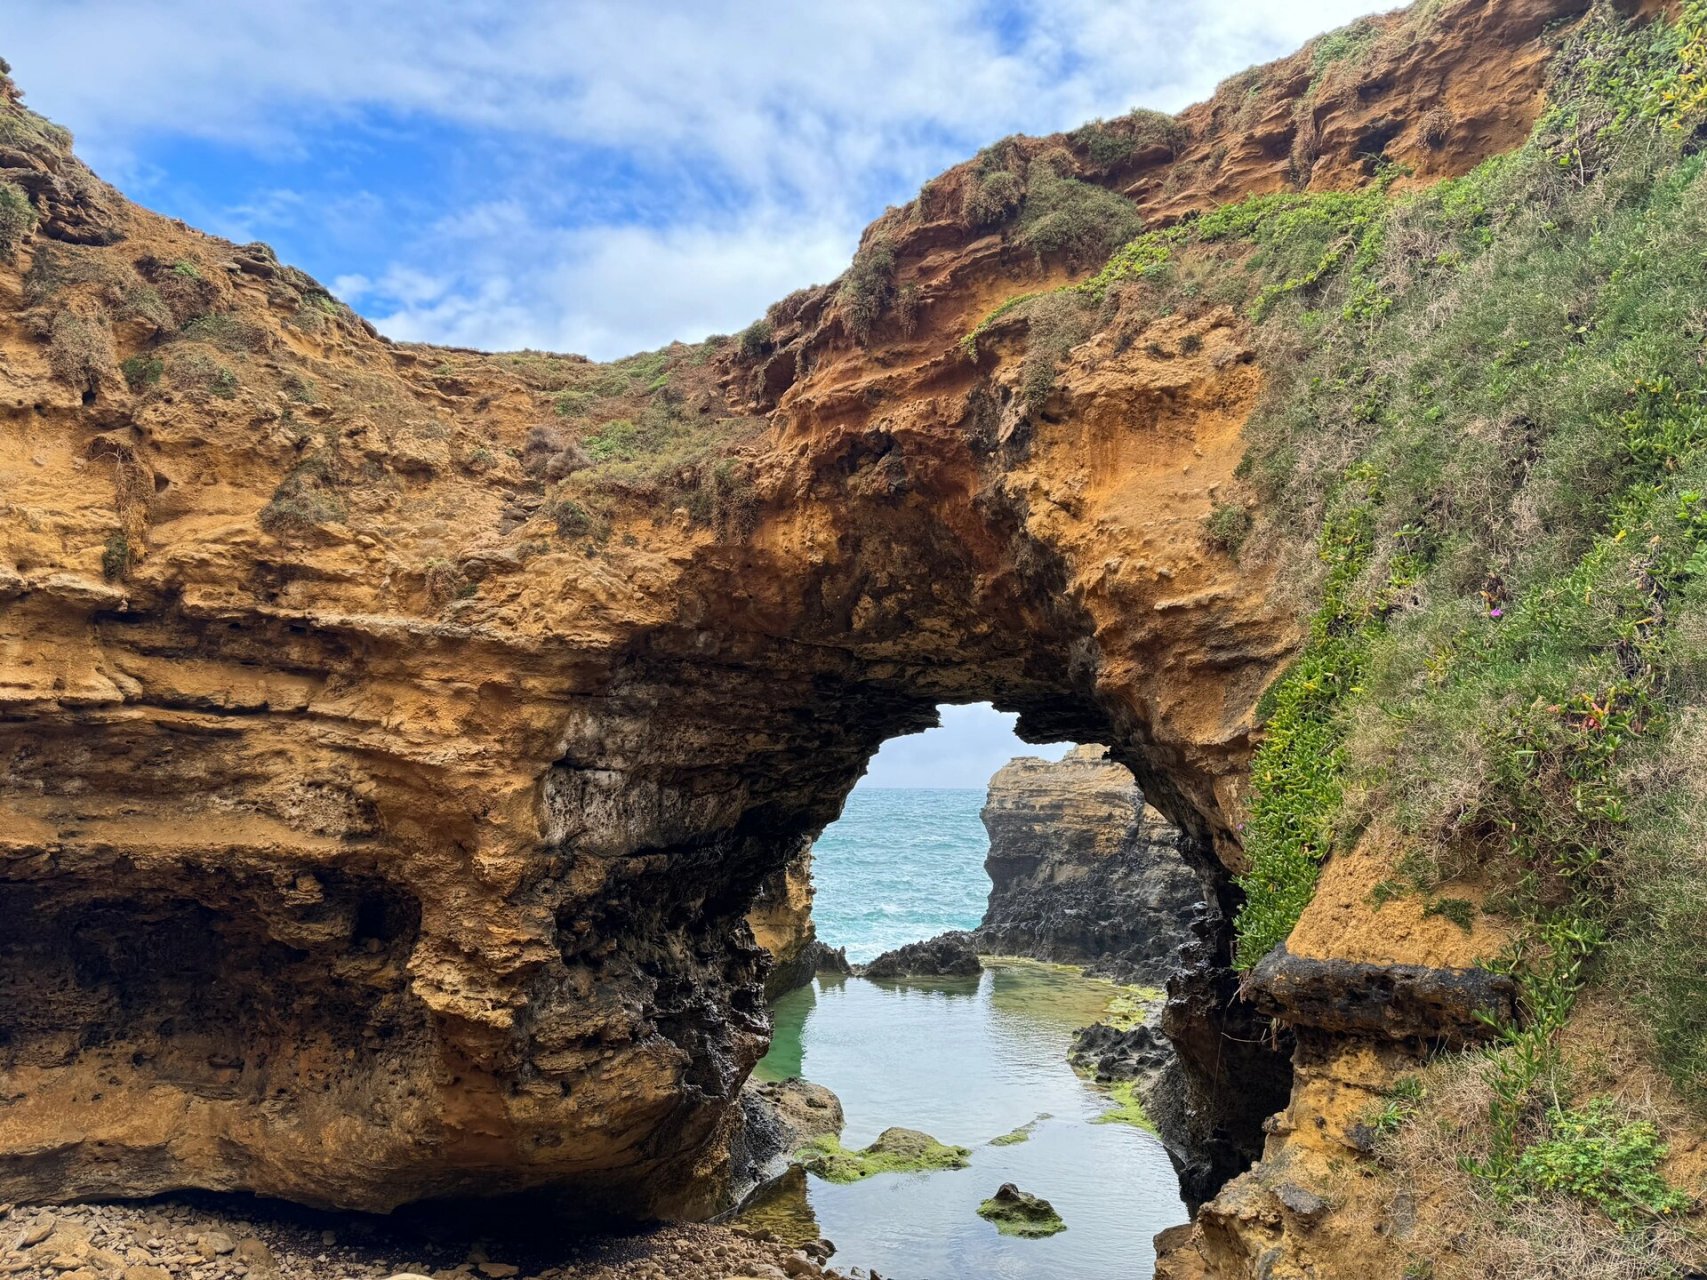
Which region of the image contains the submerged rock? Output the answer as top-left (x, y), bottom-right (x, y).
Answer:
top-left (859, 932), bottom-right (982, 980)
top-left (975, 747), bottom-right (1201, 987)
top-left (731, 1164), bottom-right (822, 1249)
top-left (977, 1184), bottom-right (1067, 1238)
top-left (795, 1128), bottom-right (971, 1183)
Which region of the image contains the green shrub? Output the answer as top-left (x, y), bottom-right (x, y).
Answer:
top-left (1069, 108), bottom-right (1186, 171)
top-left (0, 181), bottom-right (35, 260)
top-left (47, 310), bottom-right (116, 393)
top-left (962, 168), bottom-right (1023, 227)
top-left (260, 446), bottom-right (344, 536)
top-left (738, 317), bottom-right (773, 358)
top-left (1203, 503), bottom-right (1252, 555)
top-left (259, 491), bottom-right (342, 535)
top-left (1311, 17), bottom-right (1382, 81)
top-left (101, 531), bottom-right (130, 581)
top-left (1422, 897), bottom-right (1475, 931)
top-left (1014, 161), bottom-right (1144, 268)
top-left (552, 499), bottom-right (594, 537)
top-left (180, 312), bottom-right (267, 352)
top-left (1016, 293), bottom-right (1092, 410)
top-left (172, 351), bottom-right (239, 398)
top-left (839, 237), bottom-right (897, 344)
top-left (120, 355), bottom-right (163, 391)
top-left (1513, 1098), bottom-right (1692, 1230)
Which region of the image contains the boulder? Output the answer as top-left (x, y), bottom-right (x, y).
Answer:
top-left (860, 932), bottom-right (982, 980)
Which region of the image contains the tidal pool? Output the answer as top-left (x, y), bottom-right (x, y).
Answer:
top-left (752, 960), bottom-right (1185, 1280)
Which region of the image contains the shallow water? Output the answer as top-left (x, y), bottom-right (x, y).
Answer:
top-left (753, 962), bottom-right (1185, 1280)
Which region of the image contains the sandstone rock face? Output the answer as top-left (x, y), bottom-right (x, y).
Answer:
top-left (747, 847), bottom-right (819, 999)
top-left (976, 745), bottom-right (1200, 985)
top-left (0, 0), bottom-right (1592, 1232)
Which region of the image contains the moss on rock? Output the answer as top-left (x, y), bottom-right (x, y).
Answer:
top-left (1091, 1079), bottom-right (1155, 1132)
top-left (795, 1127), bottom-right (970, 1183)
top-left (977, 1184), bottom-right (1067, 1238)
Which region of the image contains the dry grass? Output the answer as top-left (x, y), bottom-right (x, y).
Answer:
top-left (47, 309), bottom-right (117, 393)
top-left (1379, 1033), bottom-right (1704, 1279)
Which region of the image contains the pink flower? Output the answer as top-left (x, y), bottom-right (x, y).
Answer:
top-left (1489, 608), bottom-right (1504, 618)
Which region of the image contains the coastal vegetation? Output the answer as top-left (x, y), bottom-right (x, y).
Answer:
top-left (795, 1128), bottom-right (972, 1183)
top-left (971, 2), bottom-right (1707, 1264)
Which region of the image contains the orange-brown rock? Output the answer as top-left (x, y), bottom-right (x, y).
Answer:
top-left (747, 846), bottom-right (818, 998)
top-left (0, 0), bottom-right (1605, 1237)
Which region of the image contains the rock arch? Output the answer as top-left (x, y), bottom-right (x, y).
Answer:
top-left (0, 0), bottom-right (1578, 1230)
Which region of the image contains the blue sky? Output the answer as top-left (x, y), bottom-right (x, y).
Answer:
top-left (860, 704), bottom-right (1073, 790)
top-left (8, 0), bottom-right (1385, 361)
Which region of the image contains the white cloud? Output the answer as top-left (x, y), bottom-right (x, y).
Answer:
top-left (860, 704), bottom-right (1074, 790)
top-left (5, 0), bottom-right (1391, 358)
top-left (371, 207), bottom-right (856, 356)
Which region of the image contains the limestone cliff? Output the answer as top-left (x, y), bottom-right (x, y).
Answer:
top-left (976, 745), bottom-right (1199, 984)
top-left (746, 847), bottom-right (818, 999)
top-left (0, 3), bottom-right (1688, 1272)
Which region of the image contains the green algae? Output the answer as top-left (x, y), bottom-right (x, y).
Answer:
top-left (1099, 988), bottom-right (1165, 1031)
top-left (988, 1114), bottom-right (1052, 1147)
top-left (977, 1184), bottom-right (1067, 1238)
top-left (1090, 1079), bottom-right (1155, 1133)
top-left (796, 1127), bottom-right (971, 1183)
top-left (981, 957), bottom-right (1159, 1032)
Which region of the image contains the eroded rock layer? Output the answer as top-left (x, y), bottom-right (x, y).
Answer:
top-left (0, 0), bottom-right (1601, 1236)
top-left (976, 745), bottom-right (1199, 984)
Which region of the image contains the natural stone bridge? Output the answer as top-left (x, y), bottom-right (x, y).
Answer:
top-left (0, 0), bottom-right (1574, 1236)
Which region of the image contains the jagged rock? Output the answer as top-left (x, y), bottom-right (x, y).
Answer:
top-left (859, 932), bottom-right (983, 980)
top-left (732, 1077), bottom-right (846, 1196)
top-left (749, 845), bottom-right (820, 999)
top-left (1070, 1004), bottom-right (1174, 1084)
top-left (1244, 944), bottom-right (1518, 1044)
top-left (809, 941), bottom-right (852, 977)
top-left (975, 746), bottom-right (1201, 985)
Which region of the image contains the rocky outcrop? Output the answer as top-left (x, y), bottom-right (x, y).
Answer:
top-left (1244, 944), bottom-right (1518, 1045)
top-left (976, 745), bottom-right (1200, 984)
top-left (860, 931), bottom-right (983, 980)
top-left (730, 1076), bottom-right (845, 1198)
top-left (0, 0), bottom-right (1604, 1237)
top-left (747, 847), bottom-right (820, 999)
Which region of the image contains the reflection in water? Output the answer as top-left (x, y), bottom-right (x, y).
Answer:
top-left (752, 961), bottom-right (1184, 1280)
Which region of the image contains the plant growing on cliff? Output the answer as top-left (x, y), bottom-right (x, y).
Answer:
top-left (1203, 503), bottom-right (1253, 556)
top-left (0, 180), bottom-right (35, 259)
top-left (839, 236), bottom-right (897, 344)
top-left (47, 309), bottom-right (117, 394)
top-left (1014, 158), bottom-right (1144, 268)
top-left (1514, 1097), bottom-right (1693, 1230)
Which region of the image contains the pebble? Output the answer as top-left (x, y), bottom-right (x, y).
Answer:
top-left (18, 1216), bottom-right (56, 1247)
top-left (0, 1202), bottom-right (853, 1280)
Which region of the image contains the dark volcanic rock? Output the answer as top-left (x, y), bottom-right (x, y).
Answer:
top-left (860, 931), bottom-right (983, 980)
top-left (974, 747), bottom-right (1202, 985)
top-left (1070, 1008), bottom-right (1175, 1084)
top-left (1150, 905), bottom-right (1295, 1215)
top-left (1244, 943), bottom-right (1518, 1044)
top-left (732, 1077), bottom-right (846, 1198)
top-left (809, 940), bottom-right (853, 978)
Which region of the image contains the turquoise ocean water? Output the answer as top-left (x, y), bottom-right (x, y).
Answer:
top-left (753, 785), bottom-right (1184, 1280)
top-left (811, 788), bottom-right (991, 963)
